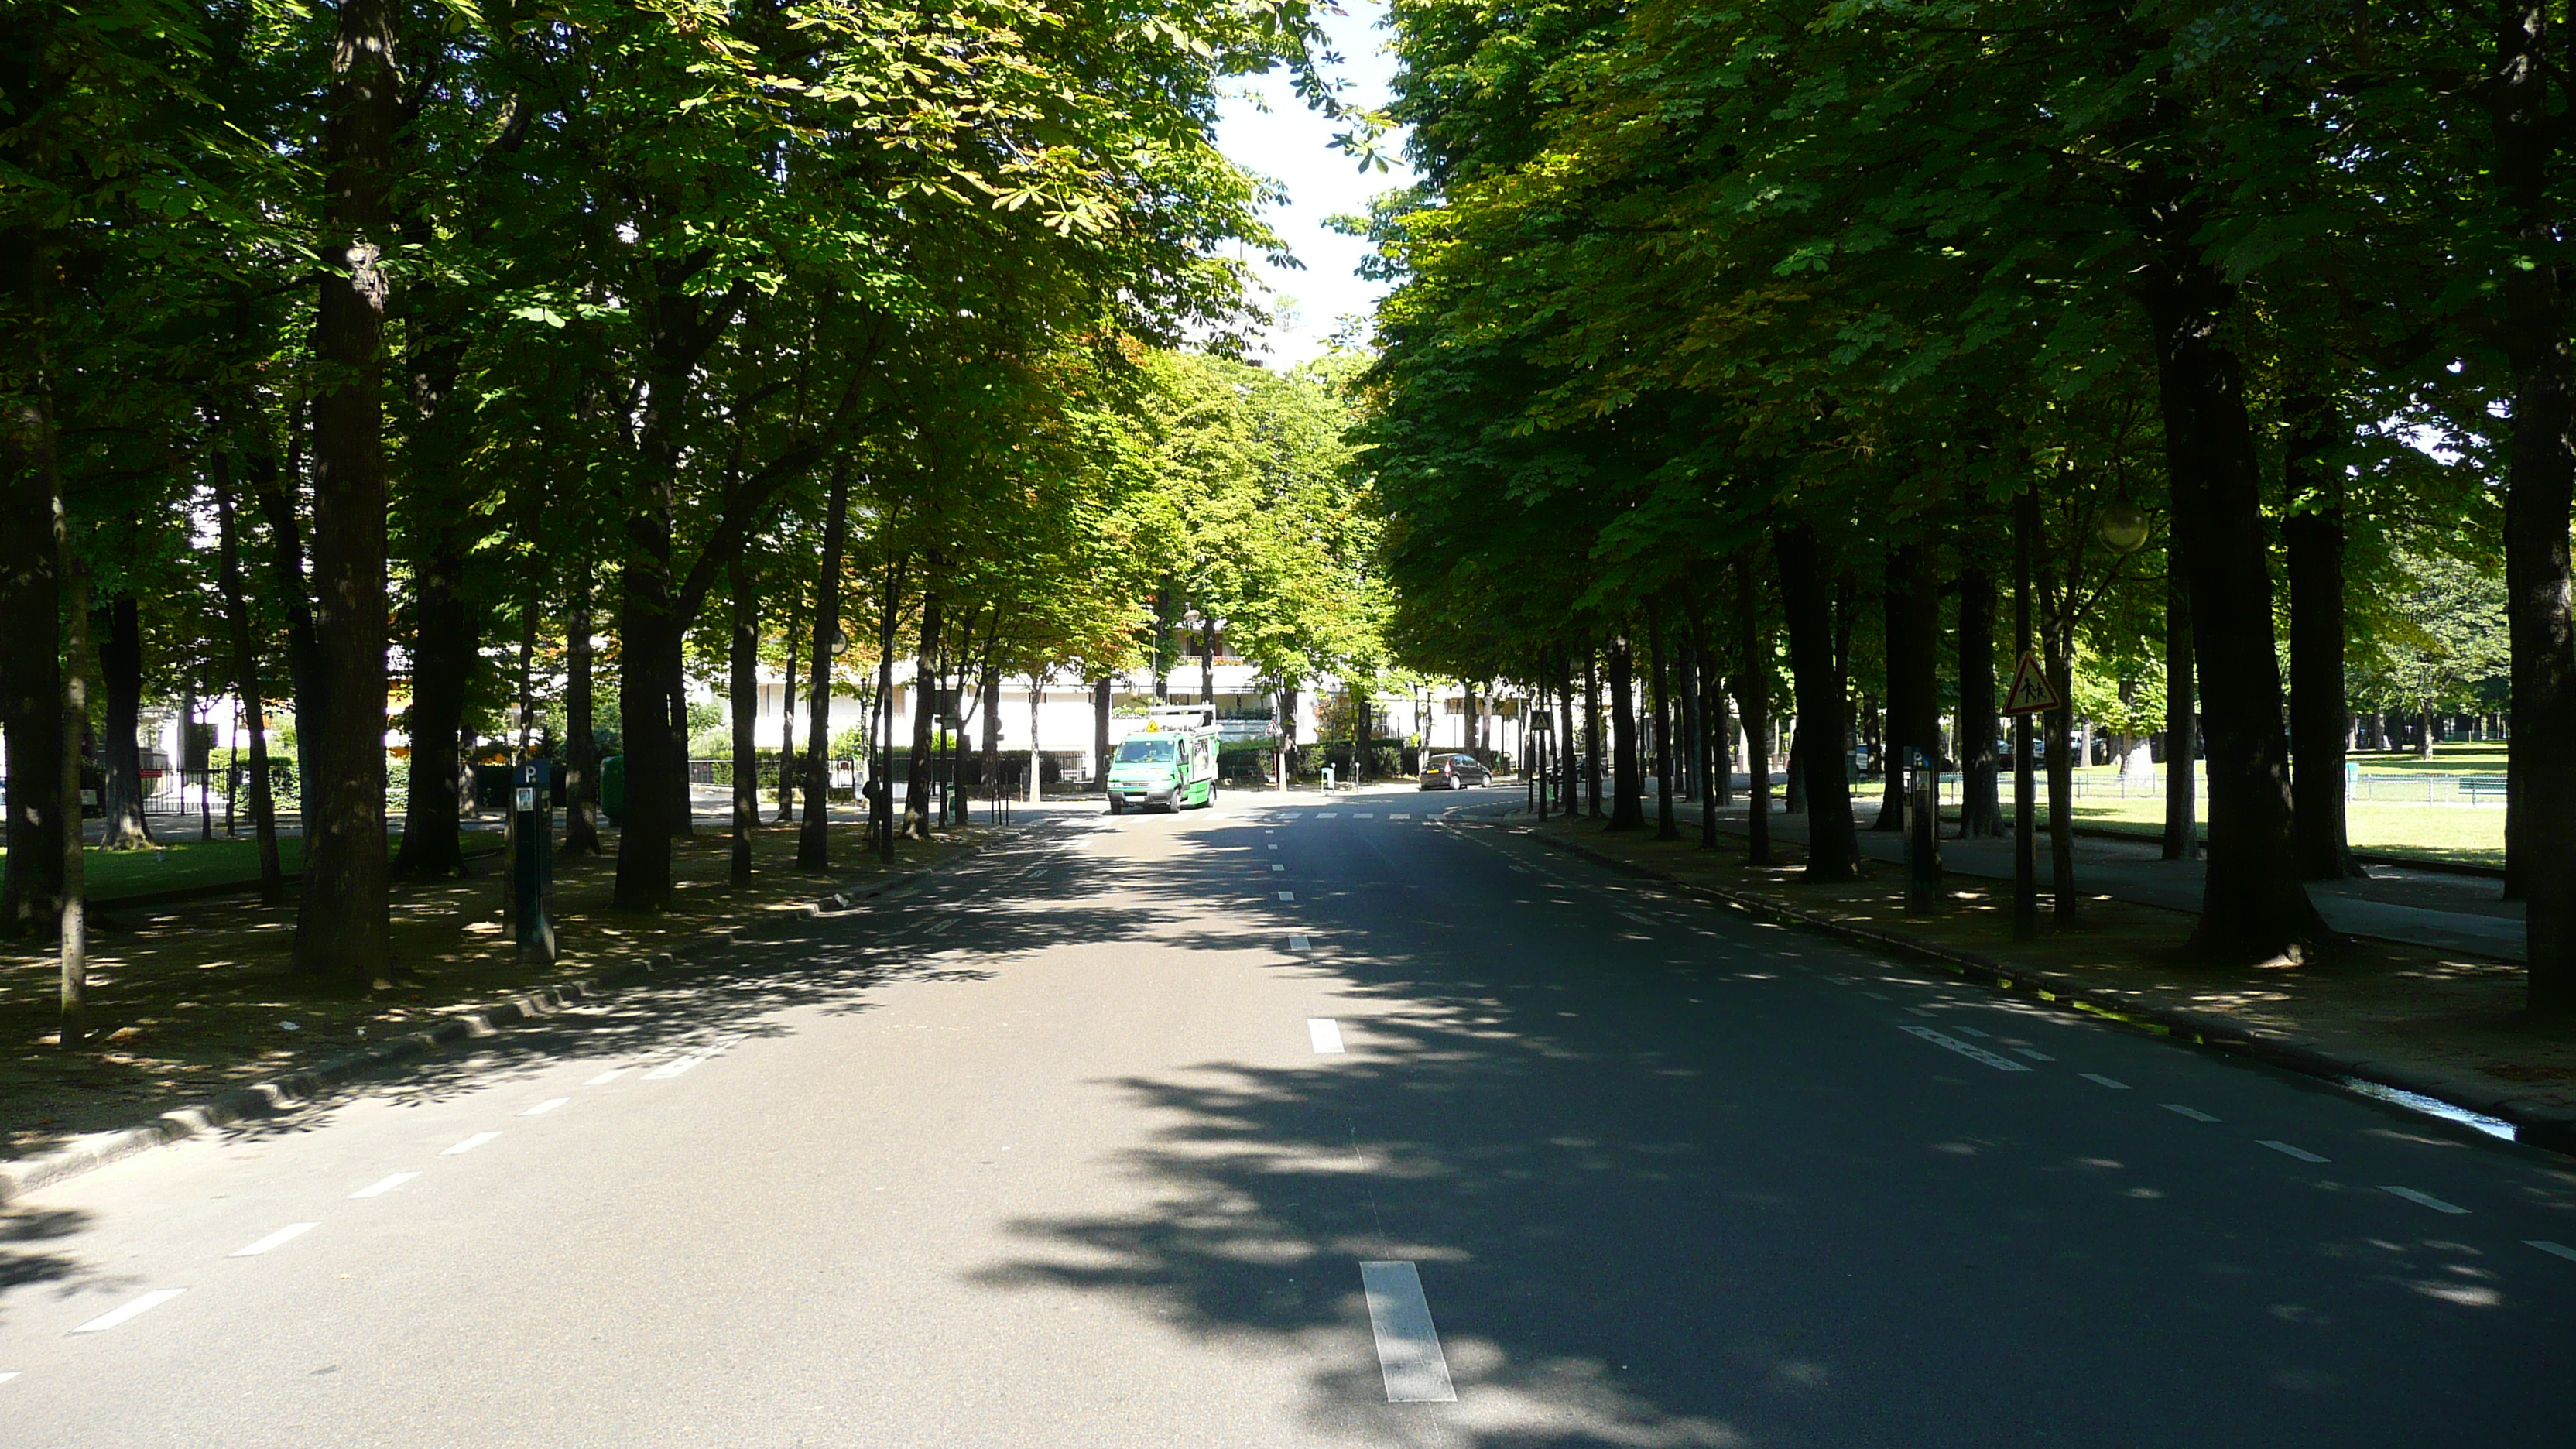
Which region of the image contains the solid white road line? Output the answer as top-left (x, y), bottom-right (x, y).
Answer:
top-left (1278, 890), bottom-right (1296, 901)
top-left (230, 1222), bottom-right (317, 1258)
top-left (1308, 1019), bottom-right (1346, 1053)
top-left (442, 1132), bottom-right (502, 1156)
top-left (644, 1056), bottom-right (701, 1081)
top-left (2526, 1240), bottom-right (2576, 1263)
top-left (2013, 1047), bottom-right (2056, 1061)
top-left (72, 1289), bottom-right (186, 1334)
top-left (521, 1097), bottom-right (569, 1116)
top-left (1359, 1261), bottom-right (1457, 1403)
top-left (1899, 1024), bottom-right (2033, 1072)
top-left (583, 1069), bottom-right (626, 1086)
top-left (2161, 1105), bottom-right (2219, 1122)
top-left (349, 1171), bottom-right (421, 1200)
top-left (2381, 1185), bottom-right (2470, 1214)
top-left (2079, 1074), bottom-right (2132, 1091)
top-left (2259, 1140), bottom-right (2330, 1163)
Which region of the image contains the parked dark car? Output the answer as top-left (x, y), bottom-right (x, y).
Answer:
top-left (1418, 752), bottom-right (1493, 790)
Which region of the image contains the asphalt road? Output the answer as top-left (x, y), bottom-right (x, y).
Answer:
top-left (5, 786), bottom-right (2572, 1447)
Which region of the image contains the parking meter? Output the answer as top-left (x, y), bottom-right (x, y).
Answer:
top-left (1906, 747), bottom-right (1941, 914)
top-left (512, 758), bottom-right (557, 964)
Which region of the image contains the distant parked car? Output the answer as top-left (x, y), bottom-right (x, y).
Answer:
top-left (1419, 753), bottom-right (1493, 790)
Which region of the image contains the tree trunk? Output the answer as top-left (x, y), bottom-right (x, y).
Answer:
top-left (875, 554), bottom-right (904, 863)
top-left (0, 392), bottom-right (62, 930)
top-left (2285, 395), bottom-right (2360, 879)
top-left (1605, 630), bottom-right (1645, 831)
top-left (776, 597), bottom-right (798, 823)
top-left (611, 591), bottom-right (677, 910)
top-left (563, 578), bottom-right (601, 855)
top-left (2139, 224), bottom-right (2330, 961)
top-left (393, 539), bottom-right (474, 877)
top-left (730, 560), bottom-right (758, 884)
top-left (98, 595), bottom-right (151, 849)
top-left (2161, 561), bottom-right (2197, 859)
top-left (799, 466), bottom-right (849, 867)
top-left (1776, 525), bottom-right (1858, 879)
top-left (212, 459), bottom-right (285, 902)
top-left (1647, 600), bottom-right (1679, 839)
top-left (980, 659), bottom-right (1001, 809)
top-left (2045, 613), bottom-right (2079, 926)
top-left (2490, 0), bottom-right (2576, 1004)
top-left (1093, 677), bottom-right (1112, 791)
top-left (904, 584), bottom-right (944, 839)
top-left (59, 561), bottom-right (91, 1046)
top-left (293, 0), bottom-right (399, 975)
top-left (247, 436), bottom-right (322, 844)
top-left (1735, 561), bottom-right (1773, 868)
top-left (1029, 672), bottom-right (1046, 803)
top-left (1583, 638), bottom-right (1605, 818)
top-left (1958, 546), bottom-right (2002, 838)
top-left (1879, 543), bottom-right (1940, 834)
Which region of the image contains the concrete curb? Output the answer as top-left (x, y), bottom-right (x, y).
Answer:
top-left (1500, 823), bottom-right (2576, 1157)
top-left (0, 858), bottom-right (948, 1205)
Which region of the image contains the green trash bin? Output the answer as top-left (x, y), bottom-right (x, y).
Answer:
top-left (600, 754), bottom-right (625, 824)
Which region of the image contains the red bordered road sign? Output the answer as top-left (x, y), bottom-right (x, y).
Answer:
top-left (2002, 651), bottom-right (2062, 717)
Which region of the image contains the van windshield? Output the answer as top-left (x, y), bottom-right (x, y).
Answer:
top-left (1115, 738), bottom-right (1177, 763)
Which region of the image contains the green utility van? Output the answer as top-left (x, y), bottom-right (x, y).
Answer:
top-left (1107, 707), bottom-right (1220, 814)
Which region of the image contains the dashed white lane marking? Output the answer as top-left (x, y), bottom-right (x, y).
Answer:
top-left (2079, 1074), bottom-right (2131, 1091)
top-left (1389, 812), bottom-right (1410, 820)
top-left (1308, 1019), bottom-right (1346, 1053)
top-left (644, 1057), bottom-right (701, 1080)
top-left (1272, 864), bottom-right (1286, 872)
top-left (442, 1132), bottom-right (502, 1156)
top-left (2527, 1240), bottom-right (2576, 1262)
top-left (1267, 844), bottom-right (1279, 850)
top-left (1906, 1006), bottom-right (1937, 1018)
top-left (1355, 812), bottom-right (1375, 818)
top-left (1617, 910), bottom-right (1656, 927)
top-left (72, 1289), bottom-right (186, 1334)
top-left (1359, 1261), bottom-right (1457, 1403)
top-left (2013, 1046), bottom-right (2056, 1062)
top-left (583, 1070), bottom-right (626, 1087)
top-left (1899, 1025), bottom-right (2033, 1072)
top-left (1862, 992), bottom-right (1891, 1001)
top-left (230, 1222), bottom-right (317, 1258)
top-left (2161, 1105), bottom-right (2219, 1122)
top-left (0, 1371), bottom-right (16, 1384)
top-left (349, 1172), bottom-right (420, 1200)
top-left (521, 1097), bottom-right (570, 1117)
top-left (1278, 890), bottom-right (1296, 902)
top-left (2381, 1186), bottom-right (2470, 1214)
top-left (2259, 1140), bottom-right (2330, 1163)
top-left (1316, 812), bottom-right (1339, 819)
top-left (1290, 934), bottom-right (1312, 951)
top-left (1950, 1025), bottom-right (1991, 1037)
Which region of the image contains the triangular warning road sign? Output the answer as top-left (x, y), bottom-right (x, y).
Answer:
top-left (2002, 651), bottom-right (2062, 716)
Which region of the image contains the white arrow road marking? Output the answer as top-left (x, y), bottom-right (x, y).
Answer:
top-left (72, 1289), bottom-right (185, 1334)
top-left (1359, 1262), bottom-right (1456, 1403)
top-left (1899, 1025), bottom-right (2033, 1072)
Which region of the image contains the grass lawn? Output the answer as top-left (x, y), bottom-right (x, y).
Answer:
top-left (2054, 796), bottom-right (2504, 868)
top-left (0, 833), bottom-right (504, 902)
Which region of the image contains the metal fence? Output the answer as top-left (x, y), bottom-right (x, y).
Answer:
top-left (1908, 767), bottom-right (2507, 807)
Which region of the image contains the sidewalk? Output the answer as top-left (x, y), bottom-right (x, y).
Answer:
top-left (1679, 796), bottom-right (2525, 962)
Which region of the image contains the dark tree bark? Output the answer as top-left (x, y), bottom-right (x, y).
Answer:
top-left (1583, 637), bottom-right (1605, 818)
top-left (1554, 655), bottom-right (1576, 814)
top-left (2284, 395), bottom-right (2360, 879)
top-left (1878, 543), bottom-right (1940, 834)
top-left (245, 440), bottom-right (322, 831)
top-left (393, 537), bottom-right (474, 877)
top-left (98, 595), bottom-right (151, 850)
top-left (562, 577), bottom-right (601, 855)
top-left (799, 467), bottom-right (848, 867)
top-left (2161, 563), bottom-right (2197, 860)
top-left (2487, 0), bottom-right (2576, 1006)
top-left (729, 560), bottom-right (758, 884)
top-left (904, 583), bottom-right (944, 839)
top-left (875, 555), bottom-right (904, 862)
top-left (211, 458), bottom-right (284, 902)
top-left (293, 0), bottom-right (399, 975)
top-left (1734, 561), bottom-right (1773, 868)
top-left (1605, 629), bottom-right (1646, 831)
top-left (1648, 599), bottom-right (1679, 839)
top-left (775, 595), bottom-right (798, 823)
top-left (2138, 210), bottom-right (2331, 961)
top-left (1957, 545), bottom-right (2003, 838)
top-left (1776, 524), bottom-right (1858, 879)
top-left (0, 409), bottom-right (63, 929)
top-left (1092, 677), bottom-right (1112, 791)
